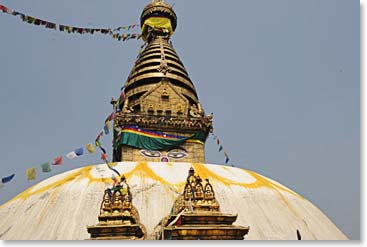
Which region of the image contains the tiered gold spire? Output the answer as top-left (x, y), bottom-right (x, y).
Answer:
top-left (113, 1), bottom-right (213, 163)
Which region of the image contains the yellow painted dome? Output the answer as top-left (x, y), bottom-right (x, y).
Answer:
top-left (0, 162), bottom-right (347, 240)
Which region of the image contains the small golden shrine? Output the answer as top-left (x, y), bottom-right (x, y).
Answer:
top-left (87, 175), bottom-right (145, 240)
top-left (155, 167), bottom-right (249, 240)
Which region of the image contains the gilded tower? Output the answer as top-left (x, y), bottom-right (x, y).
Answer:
top-left (113, 0), bottom-right (213, 163)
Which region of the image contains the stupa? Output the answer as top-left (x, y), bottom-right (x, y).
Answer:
top-left (0, 0), bottom-right (347, 240)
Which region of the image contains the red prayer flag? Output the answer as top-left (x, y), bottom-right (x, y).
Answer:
top-left (52, 156), bottom-right (63, 165)
top-left (101, 153), bottom-right (108, 161)
top-left (0, 5), bottom-right (9, 13)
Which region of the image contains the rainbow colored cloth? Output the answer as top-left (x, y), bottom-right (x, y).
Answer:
top-left (114, 126), bottom-right (206, 151)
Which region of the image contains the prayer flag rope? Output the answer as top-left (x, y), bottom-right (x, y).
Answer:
top-left (0, 4), bottom-right (142, 42)
top-left (212, 133), bottom-right (233, 166)
top-left (0, 87), bottom-right (125, 187)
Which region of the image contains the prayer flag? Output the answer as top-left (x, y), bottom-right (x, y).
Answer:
top-left (101, 153), bottom-right (108, 161)
top-left (1, 174), bottom-right (15, 184)
top-left (66, 151), bottom-right (77, 160)
top-left (95, 139), bottom-right (101, 147)
top-left (108, 112), bottom-right (114, 121)
top-left (52, 156), bottom-right (63, 165)
top-left (218, 145), bottom-right (223, 152)
top-left (225, 157), bottom-right (230, 164)
top-left (217, 139), bottom-right (220, 145)
top-left (75, 147), bottom-right (84, 156)
top-left (86, 143), bottom-right (96, 154)
top-left (40, 162), bottom-right (51, 173)
top-left (120, 87), bottom-right (126, 102)
top-left (26, 167), bottom-right (37, 181)
top-left (104, 123), bottom-right (110, 135)
top-left (0, 5), bottom-right (7, 13)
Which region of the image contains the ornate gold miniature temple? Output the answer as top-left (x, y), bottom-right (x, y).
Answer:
top-left (156, 167), bottom-right (249, 240)
top-left (87, 176), bottom-right (145, 240)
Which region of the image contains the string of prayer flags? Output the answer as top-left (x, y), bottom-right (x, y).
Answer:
top-left (0, 4), bottom-right (141, 42)
top-left (26, 167), bottom-right (37, 181)
top-left (107, 162), bottom-right (121, 177)
top-left (66, 147), bottom-right (84, 159)
top-left (212, 133), bottom-right (233, 166)
top-left (52, 156), bottom-right (63, 165)
top-left (86, 143), bottom-right (96, 154)
top-left (1, 174), bottom-right (15, 184)
top-left (40, 162), bottom-right (51, 173)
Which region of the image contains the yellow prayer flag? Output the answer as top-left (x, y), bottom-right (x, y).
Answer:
top-left (107, 162), bottom-right (118, 167)
top-left (86, 143), bottom-right (96, 154)
top-left (142, 17), bottom-right (173, 41)
top-left (26, 167), bottom-right (37, 181)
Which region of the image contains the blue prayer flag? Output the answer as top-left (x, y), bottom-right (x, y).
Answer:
top-left (75, 147), bottom-right (84, 156)
top-left (225, 157), bottom-right (230, 164)
top-left (2, 174), bottom-right (15, 183)
top-left (104, 125), bottom-right (110, 135)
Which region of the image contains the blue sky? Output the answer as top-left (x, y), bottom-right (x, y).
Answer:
top-left (0, 0), bottom-right (359, 239)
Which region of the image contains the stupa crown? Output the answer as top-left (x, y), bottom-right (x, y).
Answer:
top-left (140, 0), bottom-right (177, 40)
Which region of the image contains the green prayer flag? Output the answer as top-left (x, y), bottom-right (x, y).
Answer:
top-left (40, 162), bottom-right (51, 173)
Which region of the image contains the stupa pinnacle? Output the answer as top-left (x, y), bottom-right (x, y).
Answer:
top-left (113, 0), bottom-right (213, 163)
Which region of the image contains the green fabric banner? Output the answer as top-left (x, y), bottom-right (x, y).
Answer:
top-left (115, 130), bottom-right (207, 151)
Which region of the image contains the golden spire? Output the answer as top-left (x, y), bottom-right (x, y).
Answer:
top-left (112, 1), bottom-right (213, 163)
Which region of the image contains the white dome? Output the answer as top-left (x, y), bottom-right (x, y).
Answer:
top-left (0, 162), bottom-right (347, 240)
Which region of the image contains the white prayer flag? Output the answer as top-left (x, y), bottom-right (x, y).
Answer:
top-left (66, 151), bottom-right (77, 160)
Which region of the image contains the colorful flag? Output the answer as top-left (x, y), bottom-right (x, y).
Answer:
top-left (1, 174), bottom-right (15, 184)
top-left (26, 167), bottom-right (37, 181)
top-left (120, 86), bottom-right (126, 102)
top-left (218, 145), bottom-right (223, 152)
top-left (75, 147), bottom-right (84, 156)
top-left (66, 151), bottom-right (77, 160)
top-left (225, 157), bottom-right (230, 164)
top-left (95, 139), bottom-right (101, 147)
top-left (101, 153), bottom-right (108, 161)
top-left (40, 162), bottom-right (51, 173)
top-left (86, 143), bottom-right (96, 154)
top-left (104, 121), bottom-right (110, 135)
top-left (216, 138), bottom-right (220, 145)
top-left (52, 156), bottom-right (63, 165)
top-left (96, 131), bottom-right (103, 141)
